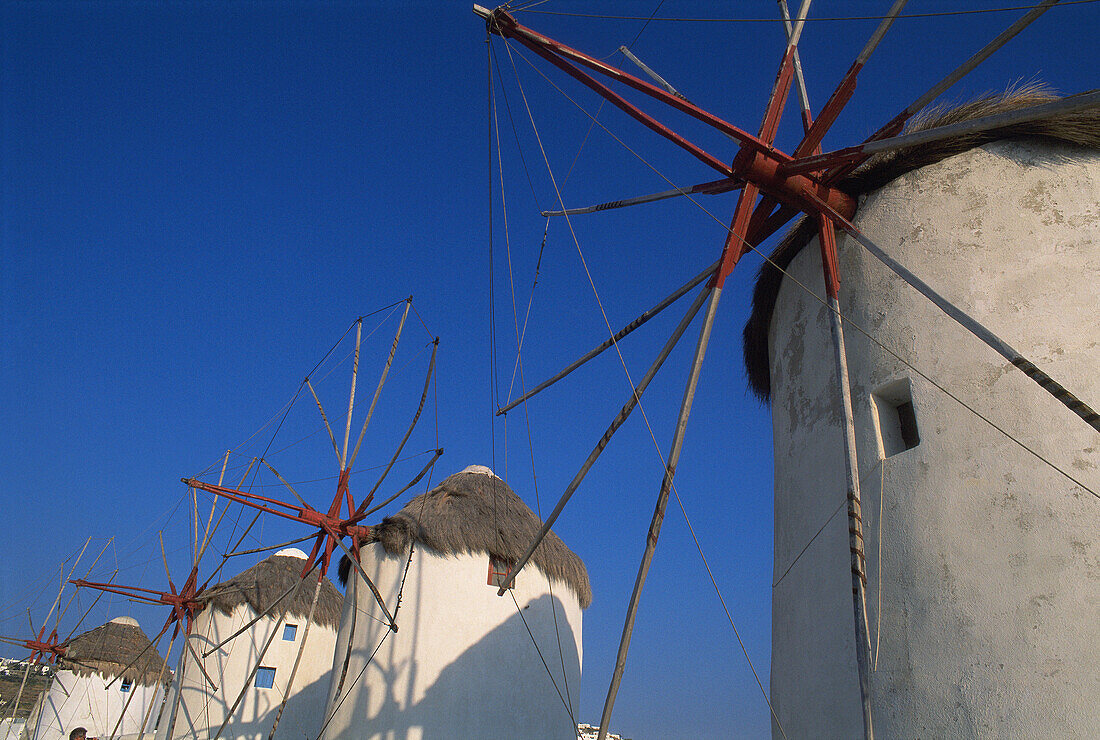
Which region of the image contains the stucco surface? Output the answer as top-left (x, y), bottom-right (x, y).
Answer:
top-left (19, 670), bottom-right (163, 740)
top-left (768, 141), bottom-right (1099, 738)
top-left (156, 600), bottom-right (337, 740)
top-left (321, 543), bottom-right (583, 740)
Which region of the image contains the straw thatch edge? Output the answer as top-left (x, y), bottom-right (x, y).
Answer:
top-left (200, 554), bottom-right (343, 629)
top-left (743, 85), bottom-right (1100, 401)
top-left (58, 620), bottom-right (169, 685)
top-left (340, 471), bottom-right (592, 608)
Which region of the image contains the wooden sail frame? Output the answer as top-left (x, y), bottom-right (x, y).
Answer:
top-left (475, 1), bottom-right (1099, 738)
top-left (161, 303), bottom-right (441, 739)
top-left (55, 304), bottom-right (439, 740)
top-left (4, 5), bottom-right (1096, 740)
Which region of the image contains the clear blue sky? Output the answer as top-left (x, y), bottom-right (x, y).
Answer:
top-left (2, 2), bottom-right (1096, 738)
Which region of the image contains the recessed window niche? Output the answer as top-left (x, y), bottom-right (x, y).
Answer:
top-left (487, 555), bottom-right (516, 589)
top-left (872, 378), bottom-right (920, 457)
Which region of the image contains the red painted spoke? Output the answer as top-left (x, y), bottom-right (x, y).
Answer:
top-left (485, 7), bottom-right (772, 153)
top-left (485, 5), bottom-right (855, 220)
top-left (71, 579), bottom-right (171, 604)
top-left (184, 479), bottom-right (317, 524)
top-left (791, 0), bottom-right (909, 158)
top-left (72, 578), bottom-right (206, 637)
top-left (508, 32), bottom-right (735, 176)
top-left (758, 48), bottom-right (796, 144)
top-left (714, 182), bottom-right (763, 287)
top-left (792, 61), bottom-right (862, 159)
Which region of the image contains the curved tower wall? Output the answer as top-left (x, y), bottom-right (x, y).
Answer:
top-left (321, 544), bottom-right (583, 740)
top-left (156, 603), bottom-right (337, 740)
top-left (20, 670), bottom-right (163, 740)
top-left (767, 141), bottom-right (1099, 738)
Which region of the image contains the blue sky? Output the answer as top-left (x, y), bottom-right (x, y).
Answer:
top-left (2, 2), bottom-right (1097, 738)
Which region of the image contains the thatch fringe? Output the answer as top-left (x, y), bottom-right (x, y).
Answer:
top-left (200, 553), bottom-right (343, 629)
top-left (340, 469), bottom-right (592, 608)
top-left (58, 619), bottom-right (169, 685)
top-left (743, 84), bottom-right (1100, 401)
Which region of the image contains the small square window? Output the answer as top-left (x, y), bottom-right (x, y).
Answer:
top-left (872, 378), bottom-right (920, 458)
top-left (282, 624), bottom-right (297, 642)
top-left (255, 667), bottom-right (276, 689)
top-left (487, 555), bottom-right (515, 589)
top-left (120, 679), bottom-right (132, 693)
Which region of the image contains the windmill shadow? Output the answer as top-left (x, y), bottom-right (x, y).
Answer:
top-left (163, 632), bottom-right (332, 740)
top-left (333, 593), bottom-right (580, 740)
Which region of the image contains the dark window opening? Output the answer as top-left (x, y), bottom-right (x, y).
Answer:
top-left (873, 378), bottom-right (920, 457)
top-left (896, 401), bottom-right (920, 450)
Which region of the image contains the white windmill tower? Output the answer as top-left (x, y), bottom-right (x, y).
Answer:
top-left (744, 89), bottom-right (1100, 738)
top-left (320, 465), bottom-right (590, 740)
top-left (155, 548), bottom-right (343, 740)
top-left (473, 1), bottom-right (1099, 738)
top-left (21, 616), bottom-right (169, 740)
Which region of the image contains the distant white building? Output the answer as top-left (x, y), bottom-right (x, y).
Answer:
top-left (156, 548), bottom-right (342, 740)
top-left (20, 617), bottom-right (168, 740)
top-left (321, 465), bottom-right (590, 740)
top-left (577, 722), bottom-right (628, 740)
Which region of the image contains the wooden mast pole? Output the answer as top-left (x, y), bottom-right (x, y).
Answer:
top-left (158, 454), bottom-right (231, 740)
top-left (2, 662), bottom-right (32, 732)
top-left (824, 241), bottom-right (876, 739)
top-left (597, 9), bottom-right (811, 736)
top-left (596, 283), bottom-right (724, 740)
top-left (267, 574), bottom-right (323, 740)
top-left (159, 622), bottom-right (191, 737)
top-left (778, 2), bottom-right (875, 735)
top-left (495, 285), bottom-right (711, 596)
top-left (106, 628), bottom-right (167, 740)
top-left (133, 635), bottom-right (175, 740)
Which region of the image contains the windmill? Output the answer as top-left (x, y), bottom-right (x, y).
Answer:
top-left (473, 2), bottom-right (1099, 738)
top-left (182, 299), bottom-right (442, 633)
top-left (16, 616), bottom-right (171, 740)
top-left (0, 596), bottom-right (68, 734)
top-left (68, 454), bottom-right (249, 740)
top-left (165, 300), bottom-right (441, 739)
top-left (0, 538), bottom-right (116, 739)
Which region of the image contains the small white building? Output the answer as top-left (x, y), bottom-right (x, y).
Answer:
top-left (156, 548), bottom-right (342, 740)
top-left (743, 90), bottom-right (1100, 737)
top-left (321, 465), bottom-right (591, 740)
top-left (20, 617), bottom-right (168, 740)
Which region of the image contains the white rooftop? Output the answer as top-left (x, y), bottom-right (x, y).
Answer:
top-left (460, 464), bottom-right (499, 479)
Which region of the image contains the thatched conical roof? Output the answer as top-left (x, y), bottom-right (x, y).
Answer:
top-left (58, 617), bottom-right (169, 685)
top-left (200, 550), bottom-right (343, 629)
top-left (342, 466), bottom-right (592, 608)
top-left (742, 84), bottom-right (1100, 401)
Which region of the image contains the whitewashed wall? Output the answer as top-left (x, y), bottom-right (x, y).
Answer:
top-left (18, 670), bottom-right (163, 740)
top-left (320, 544), bottom-right (583, 740)
top-left (156, 599), bottom-right (337, 739)
top-left (768, 141), bottom-right (1100, 738)
top-left (0, 718), bottom-right (26, 740)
